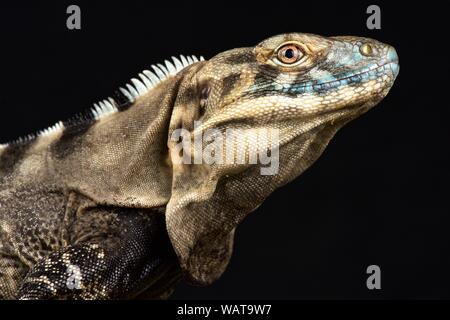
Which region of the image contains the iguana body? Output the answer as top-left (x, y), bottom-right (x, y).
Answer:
top-left (0, 33), bottom-right (399, 299)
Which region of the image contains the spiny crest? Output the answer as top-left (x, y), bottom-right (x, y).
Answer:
top-left (1, 54), bottom-right (204, 147)
top-left (91, 98), bottom-right (119, 121)
top-left (38, 121), bottom-right (64, 136)
top-left (4, 121), bottom-right (66, 146)
top-left (115, 55), bottom-right (204, 109)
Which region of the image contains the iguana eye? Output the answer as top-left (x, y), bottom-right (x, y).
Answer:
top-left (276, 44), bottom-right (304, 65)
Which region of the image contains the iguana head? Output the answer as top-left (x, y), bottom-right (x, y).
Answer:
top-left (166, 33), bottom-right (399, 285)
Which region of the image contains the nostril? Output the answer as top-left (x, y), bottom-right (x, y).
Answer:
top-left (359, 43), bottom-right (373, 56)
top-left (387, 46), bottom-right (399, 63)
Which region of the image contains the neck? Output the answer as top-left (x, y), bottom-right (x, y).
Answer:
top-left (47, 74), bottom-right (183, 208)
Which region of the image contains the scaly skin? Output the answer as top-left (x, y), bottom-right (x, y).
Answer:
top-left (0, 33), bottom-right (398, 299)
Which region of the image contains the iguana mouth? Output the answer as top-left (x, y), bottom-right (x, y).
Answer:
top-left (338, 61), bottom-right (398, 84)
top-left (308, 61), bottom-right (399, 90)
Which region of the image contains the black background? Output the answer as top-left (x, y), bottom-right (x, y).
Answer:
top-left (0, 1), bottom-right (448, 300)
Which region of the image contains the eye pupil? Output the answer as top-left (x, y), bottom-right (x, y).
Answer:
top-left (284, 48), bottom-right (294, 59)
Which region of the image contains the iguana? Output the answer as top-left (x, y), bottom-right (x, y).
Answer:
top-left (0, 33), bottom-right (399, 299)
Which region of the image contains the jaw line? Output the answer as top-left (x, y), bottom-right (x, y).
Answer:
top-left (317, 61), bottom-right (398, 87)
top-left (291, 61), bottom-right (398, 90)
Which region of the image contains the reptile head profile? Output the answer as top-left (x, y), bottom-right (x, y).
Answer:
top-left (166, 33), bottom-right (399, 285)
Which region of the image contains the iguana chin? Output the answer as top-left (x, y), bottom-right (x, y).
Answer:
top-left (0, 32), bottom-right (399, 299)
